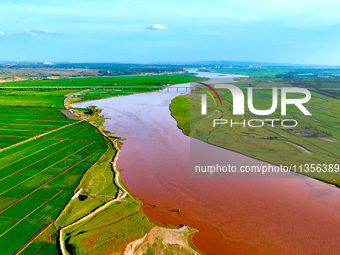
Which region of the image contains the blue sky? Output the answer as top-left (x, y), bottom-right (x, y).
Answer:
top-left (1, 0), bottom-right (340, 64)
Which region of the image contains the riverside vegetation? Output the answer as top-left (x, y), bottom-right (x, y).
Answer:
top-left (0, 73), bottom-right (202, 254)
top-left (170, 77), bottom-right (340, 186)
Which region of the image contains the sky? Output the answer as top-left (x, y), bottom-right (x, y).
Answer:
top-left (1, 0), bottom-right (340, 65)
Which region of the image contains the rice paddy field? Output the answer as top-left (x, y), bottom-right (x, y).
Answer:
top-left (0, 84), bottom-right (113, 254)
top-left (0, 107), bottom-right (74, 148)
top-left (0, 73), bottom-right (201, 255)
top-left (0, 113), bottom-right (108, 254)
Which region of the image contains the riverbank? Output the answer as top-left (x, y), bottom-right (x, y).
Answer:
top-left (170, 93), bottom-right (340, 187)
top-left (72, 71), bottom-right (340, 254)
top-left (57, 91), bottom-right (201, 254)
top-left (171, 69), bottom-right (340, 187)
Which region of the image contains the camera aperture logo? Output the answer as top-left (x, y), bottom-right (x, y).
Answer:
top-left (199, 82), bottom-right (312, 128)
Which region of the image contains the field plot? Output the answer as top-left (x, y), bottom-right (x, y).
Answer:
top-left (0, 107), bottom-right (76, 148)
top-left (0, 122), bottom-right (109, 254)
top-left (0, 90), bottom-right (76, 107)
top-left (0, 73), bottom-right (196, 88)
top-left (0, 90), bottom-right (110, 254)
top-left (0, 74), bottom-right (199, 254)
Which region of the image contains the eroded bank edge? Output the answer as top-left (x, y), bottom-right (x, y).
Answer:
top-left (54, 91), bottom-right (202, 254)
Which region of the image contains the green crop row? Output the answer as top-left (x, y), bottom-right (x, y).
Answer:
top-left (0, 219), bottom-right (47, 254)
top-left (0, 106), bottom-right (77, 149)
top-left (0, 73), bottom-right (197, 88)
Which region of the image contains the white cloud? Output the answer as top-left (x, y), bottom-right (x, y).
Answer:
top-left (146, 24), bottom-right (167, 30)
top-left (2, 28), bottom-right (63, 37)
top-left (28, 28), bottom-right (63, 35)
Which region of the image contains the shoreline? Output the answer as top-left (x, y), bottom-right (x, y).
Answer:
top-left (170, 100), bottom-right (340, 189)
top-left (65, 74), bottom-right (338, 254)
top-left (58, 91), bottom-right (201, 254)
top-left (168, 72), bottom-right (340, 188)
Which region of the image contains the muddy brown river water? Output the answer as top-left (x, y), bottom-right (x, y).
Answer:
top-left (72, 70), bottom-right (340, 255)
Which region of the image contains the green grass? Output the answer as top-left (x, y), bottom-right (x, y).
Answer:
top-left (54, 141), bottom-right (118, 227)
top-left (170, 79), bottom-right (340, 186)
top-left (62, 201), bottom-right (154, 254)
top-left (71, 89), bottom-right (154, 103)
top-left (200, 67), bottom-right (289, 78)
top-left (84, 150), bottom-right (107, 162)
top-left (170, 94), bottom-right (190, 134)
top-left (19, 239), bottom-right (59, 255)
top-left (0, 74), bottom-right (202, 254)
top-left (200, 67), bottom-right (340, 79)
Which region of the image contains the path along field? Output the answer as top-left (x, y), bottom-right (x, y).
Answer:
top-left (0, 96), bottom-right (109, 254)
top-left (0, 73), bottom-right (202, 254)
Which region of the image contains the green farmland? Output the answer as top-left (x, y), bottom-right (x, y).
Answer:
top-left (0, 108), bottom-right (108, 254)
top-left (0, 86), bottom-right (119, 254)
top-left (0, 73), bottom-right (197, 88)
top-left (0, 73), bottom-right (201, 254)
top-left (0, 107), bottom-right (74, 148)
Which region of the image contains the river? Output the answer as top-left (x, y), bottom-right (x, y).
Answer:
top-left (72, 70), bottom-right (340, 255)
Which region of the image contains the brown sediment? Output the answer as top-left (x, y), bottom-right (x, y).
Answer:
top-left (124, 226), bottom-right (198, 255)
